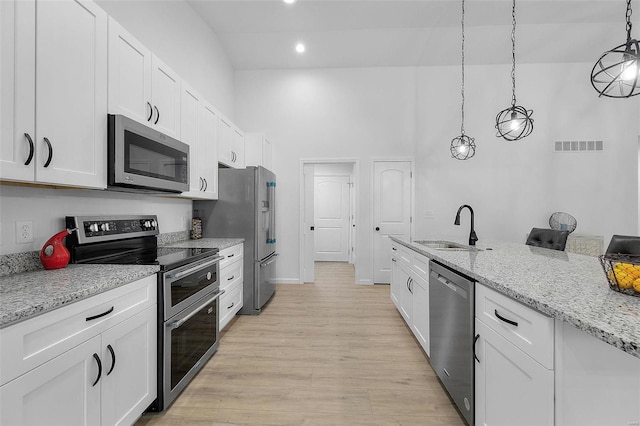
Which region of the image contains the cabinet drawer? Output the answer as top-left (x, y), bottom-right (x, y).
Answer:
top-left (0, 275), bottom-right (157, 386)
top-left (219, 244), bottom-right (243, 270)
top-left (219, 281), bottom-right (243, 331)
top-left (475, 283), bottom-right (554, 369)
top-left (411, 252), bottom-right (429, 281)
top-left (220, 258), bottom-right (243, 292)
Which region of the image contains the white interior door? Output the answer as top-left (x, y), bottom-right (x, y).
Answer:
top-left (373, 161), bottom-right (412, 283)
top-left (303, 164), bottom-right (315, 282)
top-left (314, 175), bottom-right (350, 262)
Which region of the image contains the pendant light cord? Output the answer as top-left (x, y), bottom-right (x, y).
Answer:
top-left (626, 0), bottom-right (633, 44)
top-left (510, 0), bottom-right (517, 108)
top-left (460, 0), bottom-right (466, 135)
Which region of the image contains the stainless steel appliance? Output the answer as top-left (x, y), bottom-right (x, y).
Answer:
top-left (429, 260), bottom-right (475, 425)
top-left (108, 114), bottom-right (189, 193)
top-left (195, 166), bottom-right (277, 314)
top-left (65, 215), bottom-right (223, 411)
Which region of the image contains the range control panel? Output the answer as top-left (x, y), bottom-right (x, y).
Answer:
top-left (66, 215), bottom-right (159, 244)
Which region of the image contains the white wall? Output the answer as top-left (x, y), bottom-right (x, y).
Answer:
top-left (96, 0), bottom-right (235, 118)
top-left (236, 62), bottom-right (639, 283)
top-left (235, 67), bottom-right (417, 283)
top-left (1, 0), bottom-right (235, 256)
top-left (0, 185), bottom-right (192, 255)
top-left (414, 62), bottom-right (639, 246)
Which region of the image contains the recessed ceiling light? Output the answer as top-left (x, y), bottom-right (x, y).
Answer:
top-left (283, 0), bottom-right (296, 4)
top-left (295, 43), bottom-right (305, 53)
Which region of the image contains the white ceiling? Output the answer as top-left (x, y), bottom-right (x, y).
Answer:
top-left (186, 0), bottom-right (635, 70)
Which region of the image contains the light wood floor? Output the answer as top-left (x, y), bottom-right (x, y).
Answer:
top-left (136, 262), bottom-right (464, 425)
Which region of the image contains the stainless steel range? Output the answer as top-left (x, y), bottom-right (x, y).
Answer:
top-left (65, 215), bottom-right (224, 411)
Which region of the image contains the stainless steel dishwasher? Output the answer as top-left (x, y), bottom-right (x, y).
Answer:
top-left (429, 260), bottom-right (475, 425)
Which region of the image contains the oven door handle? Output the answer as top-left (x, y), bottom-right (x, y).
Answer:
top-left (167, 289), bottom-right (225, 330)
top-left (165, 256), bottom-right (223, 281)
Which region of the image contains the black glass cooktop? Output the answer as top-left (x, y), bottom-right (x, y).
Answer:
top-left (80, 246), bottom-right (218, 271)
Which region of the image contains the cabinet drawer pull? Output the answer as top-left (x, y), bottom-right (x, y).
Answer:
top-left (392, 247), bottom-right (397, 251)
top-left (106, 344), bottom-right (116, 376)
top-left (227, 253), bottom-right (234, 258)
top-left (154, 106), bottom-right (160, 124)
top-left (147, 102), bottom-right (153, 121)
top-left (92, 353), bottom-right (102, 386)
top-left (227, 302), bottom-right (235, 309)
top-left (203, 178), bottom-right (208, 191)
top-left (473, 334), bottom-right (480, 363)
top-left (199, 177), bottom-right (204, 191)
top-left (392, 258), bottom-right (397, 262)
top-left (86, 306), bottom-right (114, 322)
top-left (43, 137), bottom-right (53, 168)
top-left (24, 133), bottom-right (34, 165)
top-left (227, 275), bottom-right (234, 281)
top-left (494, 309), bottom-right (518, 327)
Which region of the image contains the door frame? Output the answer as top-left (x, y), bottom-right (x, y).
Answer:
top-left (299, 159), bottom-right (360, 284)
top-left (370, 158), bottom-right (415, 284)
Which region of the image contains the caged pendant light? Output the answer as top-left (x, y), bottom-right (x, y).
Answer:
top-left (591, 0), bottom-right (639, 98)
top-left (495, 0), bottom-right (534, 141)
top-left (450, 0), bottom-right (476, 160)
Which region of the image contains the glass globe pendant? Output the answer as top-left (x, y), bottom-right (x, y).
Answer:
top-left (495, 0), bottom-right (534, 141)
top-left (591, 0), bottom-right (639, 98)
top-left (450, 0), bottom-right (476, 160)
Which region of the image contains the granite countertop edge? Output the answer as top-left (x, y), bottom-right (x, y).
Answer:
top-left (159, 237), bottom-right (244, 250)
top-left (390, 236), bottom-right (640, 360)
top-left (0, 264), bottom-right (160, 329)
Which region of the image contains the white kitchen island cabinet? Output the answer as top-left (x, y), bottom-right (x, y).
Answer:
top-left (219, 243), bottom-right (244, 330)
top-left (0, 275), bottom-right (157, 426)
top-left (108, 17), bottom-right (181, 140)
top-left (0, 0), bottom-right (107, 189)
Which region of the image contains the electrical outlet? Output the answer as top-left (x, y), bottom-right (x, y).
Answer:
top-left (16, 221), bottom-right (34, 244)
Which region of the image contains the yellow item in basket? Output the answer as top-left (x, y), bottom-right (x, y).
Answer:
top-left (634, 278), bottom-right (640, 293)
top-left (614, 262), bottom-right (640, 279)
top-left (616, 271), bottom-right (634, 289)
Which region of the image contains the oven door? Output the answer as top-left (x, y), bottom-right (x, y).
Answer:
top-left (163, 256), bottom-right (222, 320)
top-left (162, 288), bottom-right (223, 410)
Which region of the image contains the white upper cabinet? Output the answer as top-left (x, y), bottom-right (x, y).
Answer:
top-left (218, 116), bottom-right (245, 169)
top-left (180, 82), bottom-right (218, 199)
top-left (1, 0), bottom-right (107, 189)
top-left (245, 133), bottom-right (273, 171)
top-left (108, 18), bottom-right (181, 139)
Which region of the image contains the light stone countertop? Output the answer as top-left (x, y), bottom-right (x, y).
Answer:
top-left (0, 264), bottom-right (159, 328)
top-left (391, 236), bottom-right (640, 360)
top-left (161, 238), bottom-right (244, 250)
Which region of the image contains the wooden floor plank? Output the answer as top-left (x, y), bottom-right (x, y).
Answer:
top-left (136, 262), bottom-right (464, 425)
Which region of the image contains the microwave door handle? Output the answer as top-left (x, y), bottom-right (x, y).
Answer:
top-left (167, 289), bottom-right (225, 330)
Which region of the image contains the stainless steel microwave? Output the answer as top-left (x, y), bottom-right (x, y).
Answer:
top-left (108, 114), bottom-right (189, 193)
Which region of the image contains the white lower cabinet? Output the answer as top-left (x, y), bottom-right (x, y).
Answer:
top-left (475, 318), bottom-right (554, 426)
top-left (0, 275), bottom-right (157, 426)
top-left (219, 243), bottom-right (244, 330)
top-left (390, 243), bottom-right (429, 356)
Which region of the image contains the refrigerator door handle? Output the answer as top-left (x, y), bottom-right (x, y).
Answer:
top-left (259, 253), bottom-right (279, 267)
top-left (267, 181), bottom-right (277, 244)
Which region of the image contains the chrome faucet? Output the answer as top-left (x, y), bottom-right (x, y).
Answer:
top-left (454, 204), bottom-right (478, 246)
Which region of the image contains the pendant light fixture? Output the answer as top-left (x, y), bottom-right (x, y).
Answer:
top-left (495, 0), bottom-right (533, 141)
top-left (450, 0), bottom-right (476, 160)
top-left (591, 0), bottom-right (639, 98)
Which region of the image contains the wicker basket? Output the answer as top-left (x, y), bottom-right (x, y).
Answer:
top-left (599, 254), bottom-right (640, 297)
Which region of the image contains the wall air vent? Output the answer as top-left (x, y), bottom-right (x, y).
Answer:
top-left (553, 140), bottom-right (604, 153)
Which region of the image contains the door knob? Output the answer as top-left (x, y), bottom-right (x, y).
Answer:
top-left (375, 227), bottom-right (380, 231)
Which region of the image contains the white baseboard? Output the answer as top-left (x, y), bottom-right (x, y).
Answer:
top-left (357, 279), bottom-right (374, 285)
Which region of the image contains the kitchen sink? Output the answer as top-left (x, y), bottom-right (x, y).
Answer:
top-left (414, 240), bottom-right (479, 251)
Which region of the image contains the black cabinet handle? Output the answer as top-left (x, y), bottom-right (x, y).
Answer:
top-left (92, 353), bottom-right (102, 386)
top-left (409, 278), bottom-right (413, 294)
top-left (43, 137), bottom-right (53, 168)
top-left (147, 102), bottom-right (153, 121)
top-left (154, 106), bottom-right (160, 124)
top-left (473, 334), bottom-right (480, 363)
top-left (24, 133), bottom-right (34, 165)
top-left (106, 344), bottom-right (116, 376)
top-left (392, 247), bottom-right (397, 251)
top-left (227, 302), bottom-right (235, 309)
top-left (227, 275), bottom-right (234, 281)
top-left (227, 254), bottom-right (234, 258)
top-left (86, 306), bottom-right (114, 321)
top-left (494, 309), bottom-right (518, 327)
top-left (199, 177), bottom-right (203, 191)
top-left (203, 178), bottom-right (208, 191)
top-left (392, 258), bottom-right (397, 262)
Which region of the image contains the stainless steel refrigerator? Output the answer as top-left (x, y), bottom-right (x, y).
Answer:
top-left (195, 166), bottom-right (277, 314)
